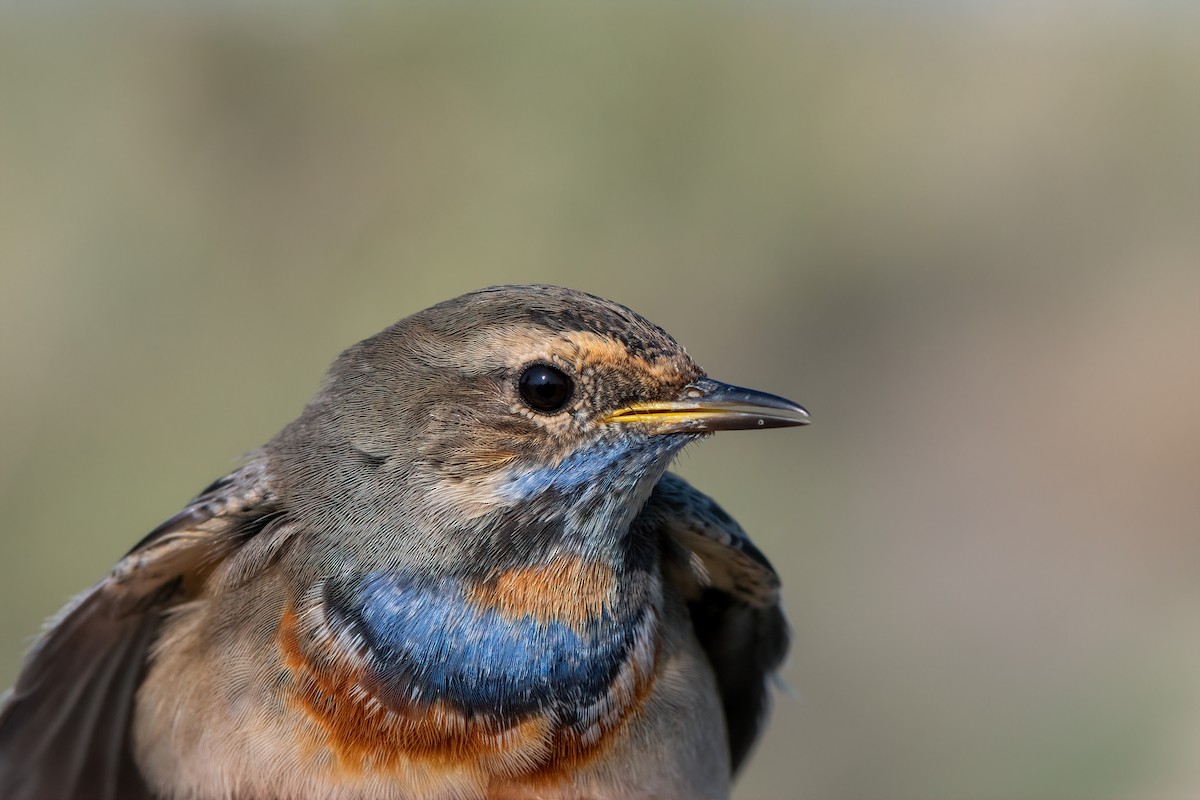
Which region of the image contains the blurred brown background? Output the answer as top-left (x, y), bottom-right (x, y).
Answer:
top-left (1, 3), bottom-right (1197, 799)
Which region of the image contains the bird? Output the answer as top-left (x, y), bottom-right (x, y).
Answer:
top-left (0, 284), bottom-right (808, 800)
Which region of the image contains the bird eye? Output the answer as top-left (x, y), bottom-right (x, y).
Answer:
top-left (518, 363), bottom-right (574, 413)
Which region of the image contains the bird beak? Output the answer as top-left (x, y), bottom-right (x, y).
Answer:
top-left (603, 377), bottom-right (810, 435)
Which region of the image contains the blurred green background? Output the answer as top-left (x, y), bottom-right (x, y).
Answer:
top-left (1, 2), bottom-right (1197, 799)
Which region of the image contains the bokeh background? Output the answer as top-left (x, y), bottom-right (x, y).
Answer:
top-left (1, 2), bottom-right (1197, 798)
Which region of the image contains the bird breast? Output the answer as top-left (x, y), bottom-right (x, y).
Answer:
top-left (276, 554), bottom-right (663, 779)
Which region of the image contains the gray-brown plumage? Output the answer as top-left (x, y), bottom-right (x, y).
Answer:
top-left (0, 285), bottom-right (808, 800)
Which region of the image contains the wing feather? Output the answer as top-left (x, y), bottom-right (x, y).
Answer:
top-left (0, 458), bottom-right (276, 800)
top-left (637, 471), bottom-right (790, 774)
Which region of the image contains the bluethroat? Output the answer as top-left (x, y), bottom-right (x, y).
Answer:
top-left (0, 285), bottom-right (808, 800)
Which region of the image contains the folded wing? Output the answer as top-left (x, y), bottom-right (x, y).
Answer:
top-left (0, 458), bottom-right (277, 800)
top-left (637, 472), bottom-right (790, 773)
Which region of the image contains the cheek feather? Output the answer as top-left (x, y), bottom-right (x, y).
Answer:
top-left (494, 440), bottom-right (633, 502)
top-left (494, 436), bottom-right (685, 508)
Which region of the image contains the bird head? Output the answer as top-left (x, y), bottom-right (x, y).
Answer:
top-left (270, 285), bottom-right (807, 571)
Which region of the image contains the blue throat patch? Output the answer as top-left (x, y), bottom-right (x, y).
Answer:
top-left (496, 435), bottom-right (685, 504)
top-left (330, 436), bottom-right (683, 721)
top-left (341, 570), bottom-right (646, 721)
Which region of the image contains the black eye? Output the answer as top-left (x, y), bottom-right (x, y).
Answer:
top-left (518, 363), bottom-right (574, 413)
